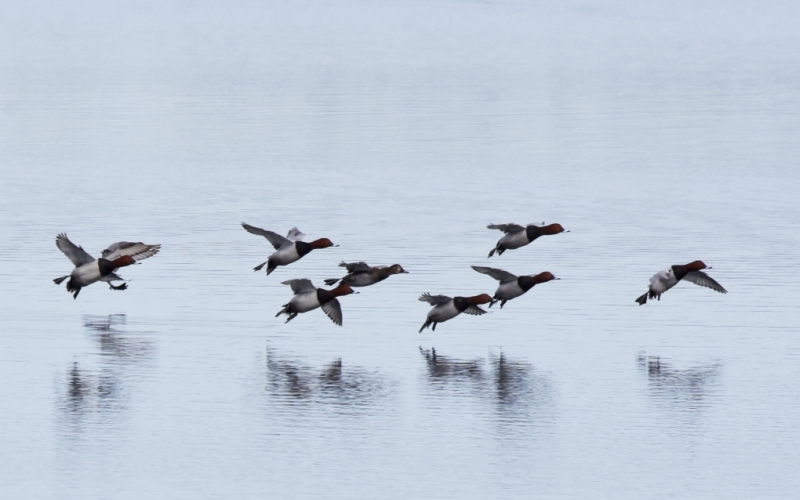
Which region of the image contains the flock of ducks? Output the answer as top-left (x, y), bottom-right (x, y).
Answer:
top-left (54, 222), bottom-right (729, 330)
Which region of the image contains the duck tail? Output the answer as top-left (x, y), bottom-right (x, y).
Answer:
top-left (266, 260), bottom-right (277, 275)
top-left (53, 276), bottom-right (69, 285)
top-left (419, 318), bottom-right (432, 333)
top-left (635, 292), bottom-right (648, 305)
top-left (324, 278), bottom-right (341, 287)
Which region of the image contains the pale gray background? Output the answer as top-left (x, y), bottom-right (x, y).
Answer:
top-left (1, 1), bottom-right (799, 498)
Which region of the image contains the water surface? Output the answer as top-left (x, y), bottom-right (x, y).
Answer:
top-left (1, 1), bottom-right (799, 498)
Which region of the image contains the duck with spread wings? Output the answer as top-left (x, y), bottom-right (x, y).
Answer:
top-left (471, 266), bottom-right (558, 309)
top-left (324, 261), bottom-right (408, 287)
top-left (276, 279), bottom-right (357, 326)
top-left (635, 260), bottom-right (727, 305)
top-left (53, 233), bottom-right (160, 299)
top-left (418, 293), bottom-right (493, 333)
top-left (241, 223), bottom-right (337, 275)
top-left (486, 222), bottom-right (567, 257)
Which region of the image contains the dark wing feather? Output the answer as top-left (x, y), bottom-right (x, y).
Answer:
top-left (282, 279), bottom-right (316, 294)
top-left (684, 271), bottom-right (728, 294)
top-left (340, 261), bottom-right (372, 273)
top-left (471, 266), bottom-right (517, 283)
top-left (242, 223), bottom-right (291, 250)
top-left (321, 299), bottom-right (343, 326)
top-left (487, 223), bottom-right (525, 233)
top-left (463, 305), bottom-right (487, 316)
top-left (419, 293), bottom-right (452, 305)
top-left (56, 233), bottom-right (94, 266)
top-left (101, 241), bottom-right (160, 262)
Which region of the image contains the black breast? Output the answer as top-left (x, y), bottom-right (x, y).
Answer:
top-left (316, 288), bottom-right (333, 305)
top-left (517, 276), bottom-right (536, 292)
top-left (97, 258), bottom-right (116, 276)
top-left (671, 265), bottom-right (688, 281)
top-left (452, 296), bottom-right (470, 312)
top-left (525, 226), bottom-right (542, 242)
top-left (295, 241), bottom-right (312, 257)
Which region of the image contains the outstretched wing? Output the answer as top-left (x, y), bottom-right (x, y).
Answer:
top-left (241, 222), bottom-right (292, 250)
top-left (286, 227), bottom-right (305, 241)
top-left (463, 305), bottom-right (487, 316)
top-left (56, 233), bottom-right (94, 266)
top-left (340, 261), bottom-right (372, 273)
top-left (684, 271), bottom-right (728, 294)
top-left (321, 298), bottom-right (343, 326)
top-left (101, 242), bottom-right (161, 262)
top-left (282, 279), bottom-right (316, 294)
top-left (419, 293), bottom-right (452, 305)
top-left (471, 265), bottom-right (517, 283)
top-left (487, 223), bottom-right (525, 233)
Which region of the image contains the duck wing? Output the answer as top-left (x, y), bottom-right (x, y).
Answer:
top-left (282, 279), bottom-right (317, 294)
top-left (56, 233), bottom-right (95, 266)
top-left (101, 242), bottom-right (161, 262)
top-left (241, 223), bottom-right (292, 250)
top-left (487, 223), bottom-right (525, 233)
top-left (321, 298), bottom-right (343, 326)
top-left (471, 266), bottom-right (517, 283)
top-left (340, 261), bottom-right (372, 273)
top-left (419, 293), bottom-right (452, 305)
top-left (286, 227), bottom-right (305, 242)
top-left (684, 271), bottom-right (728, 294)
top-left (463, 305), bottom-right (487, 316)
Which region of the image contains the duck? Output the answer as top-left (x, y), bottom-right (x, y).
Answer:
top-left (486, 222), bottom-right (567, 257)
top-left (418, 293), bottom-right (493, 333)
top-left (53, 233), bottom-right (161, 299)
top-left (471, 266), bottom-right (558, 308)
top-left (324, 261), bottom-right (408, 287)
top-left (276, 279), bottom-right (357, 326)
top-left (635, 260), bottom-right (727, 305)
top-left (241, 223), bottom-right (336, 275)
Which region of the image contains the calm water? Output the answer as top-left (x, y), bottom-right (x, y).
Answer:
top-left (2, 1), bottom-right (800, 498)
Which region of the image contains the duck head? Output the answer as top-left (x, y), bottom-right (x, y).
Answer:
top-left (685, 260), bottom-right (709, 271)
top-left (531, 271), bottom-right (559, 283)
top-left (468, 294), bottom-right (493, 305)
top-left (542, 223), bottom-right (567, 235)
top-left (310, 238), bottom-right (337, 249)
top-left (388, 264), bottom-right (409, 275)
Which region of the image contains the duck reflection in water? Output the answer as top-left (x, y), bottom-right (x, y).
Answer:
top-left (82, 314), bottom-right (154, 363)
top-left (266, 348), bottom-right (387, 408)
top-left (419, 347), bottom-right (552, 422)
top-left (65, 362), bottom-right (91, 414)
top-left (60, 361), bottom-right (124, 421)
top-left (58, 315), bottom-right (155, 425)
top-left (638, 353), bottom-right (721, 410)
